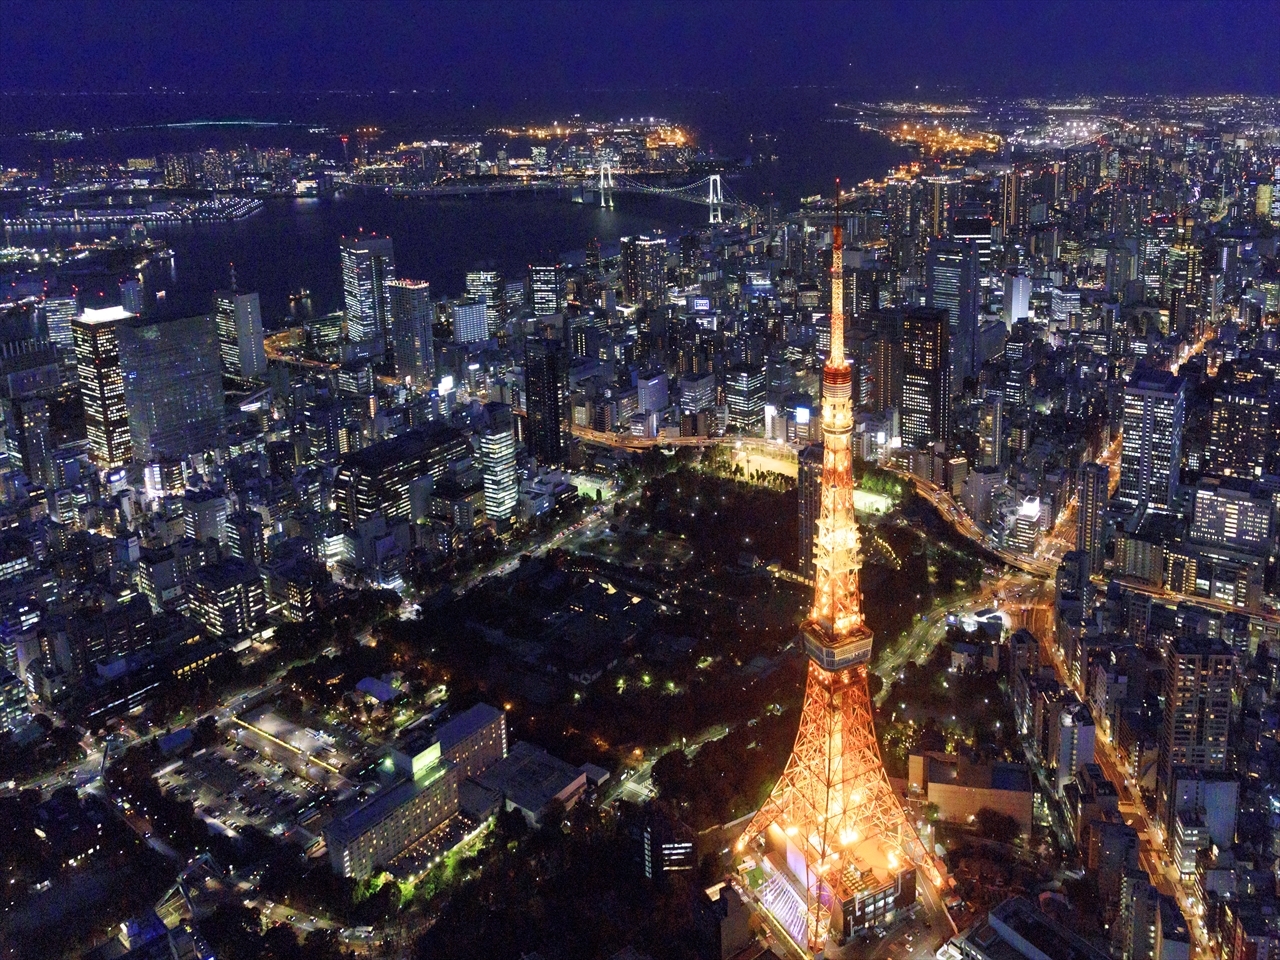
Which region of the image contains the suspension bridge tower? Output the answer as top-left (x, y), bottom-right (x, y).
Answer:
top-left (708, 173), bottom-right (723, 223)
top-left (599, 163), bottom-right (614, 209)
top-left (738, 187), bottom-right (944, 953)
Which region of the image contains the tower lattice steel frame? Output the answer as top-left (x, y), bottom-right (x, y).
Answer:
top-left (740, 188), bottom-right (940, 950)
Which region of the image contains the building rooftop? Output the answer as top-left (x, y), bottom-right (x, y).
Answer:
top-left (192, 558), bottom-right (260, 592)
top-left (475, 740), bottom-right (586, 822)
top-left (339, 423), bottom-right (464, 474)
top-left (78, 305), bottom-right (135, 325)
top-left (435, 702), bottom-right (504, 755)
top-left (961, 896), bottom-right (1110, 960)
top-left (1128, 365), bottom-right (1182, 393)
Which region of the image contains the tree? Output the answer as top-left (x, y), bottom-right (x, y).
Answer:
top-left (192, 715), bottom-right (219, 750)
top-left (973, 807), bottom-right (1021, 845)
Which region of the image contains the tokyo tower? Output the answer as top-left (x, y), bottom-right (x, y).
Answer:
top-left (739, 189), bottom-right (941, 952)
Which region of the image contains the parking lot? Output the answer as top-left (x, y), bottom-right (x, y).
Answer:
top-left (155, 708), bottom-right (372, 855)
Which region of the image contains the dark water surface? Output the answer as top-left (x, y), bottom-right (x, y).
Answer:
top-left (2, 88), bottom-right (909, 320)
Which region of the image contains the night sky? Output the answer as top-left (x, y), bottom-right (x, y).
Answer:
top-left (2, 0), bottom-right (1278, 99)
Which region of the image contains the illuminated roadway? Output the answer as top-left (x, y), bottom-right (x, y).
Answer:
top-left (1040, 637), bottom-right (1216, 957)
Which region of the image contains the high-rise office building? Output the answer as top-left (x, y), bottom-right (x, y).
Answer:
top-left (1157, 636), bottom-right (1233, 828)
top-left (922, 175), bottom-right (962, 238)
top-left (620, 235), bottom-right (666, 306)
top-left (636, 369), bottom-right (668, 413)
top-left (40, 294), bottom-right (77, 350)
top-left (998, 168), bottom-right (1031, 239)
top-left (119, 278), bottom-right (144, 317)
top-left (452, 300), bottom-right (489, 344)
top-left (870, 330), bottom-right (903, 415)
top-left (479, 402), bottom-right (518, 522)
top-left (0, 667), bottom-right (27, 733)
top-left (797, 443), bottom-right (823, 579)
top-left (213, 289), bottom-right (266, 380)
top-left (2, 398), bottom-right (52, 487)
top-left (1002, 269), bottom-right (1031, 329)
top-left (679, 372), bottom-right (716, 414)
top-left (119, 313), bottom-right (226, 462)
top-left (976, 394), bottom-right (1003, 468)
top-left (1076, 462), bottom-right (1110, 574)
top-left (340, 235), bottom-right (396, 350)
top-left (189, 558), bottom-right (267, 639)
top-left (1188, 478), bottom-right (1273, 554)
top-left (524, 336), bottom-right (568, 465)
top-left (901, 307), bottom-right (951, 448)
top-left (333, 424), bottom-right (471, 526)
top-left (74, 306), bottom-right (134, 470)
top-left (925, 238), bottom-right (981, 385)
top-left (1205, 384), bottom-right (1277, 478)
top-left (465, 270), bottom-right (502, 335)
top-left (386, 279), bottom-right (434, 385)
top-left (950, 205), bottom-right (994, 276)
top-left (1118, 366), bottom-right (1184, 512)
top-left (725, 365), bottom-right (766, 432)
top-left (529, 265), bottom-right (564, 317)
top-left (1050, 286), bottom-right (1081, 335)
top-left (227, 509), bottom-right (267, 567)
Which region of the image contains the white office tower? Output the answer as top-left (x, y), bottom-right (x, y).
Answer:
top-left (452, 300), bottom-right (489, 344)
top-left (1003, 269), bottom-right (1030, 329)
top-left (465, 270), bottom-right (502, 335)
top-left (213, 290), bottom-right (266, 380)
top-left (40, 294), bottom-right (78, 350)
top-left (1119, 366), bottom-right (1185, 512)
top-left (340, 235), bottom-right (396, 352)
top-left (479, 403), bottom-right (518, 521)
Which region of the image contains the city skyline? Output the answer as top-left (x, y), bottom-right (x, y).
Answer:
top-left (2, 5), bottom-right (1280, 960)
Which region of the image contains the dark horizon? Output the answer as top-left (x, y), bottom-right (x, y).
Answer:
top-left (2, 0), bottom-right (1278, 100)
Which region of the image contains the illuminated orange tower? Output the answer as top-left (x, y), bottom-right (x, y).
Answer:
top-left (740, 189), bottom-right (938, 951)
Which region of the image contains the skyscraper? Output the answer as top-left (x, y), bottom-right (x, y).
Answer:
top-left (1118, 366), bottom-right (1184, 512)
top-left (524, 336), bottom-right (568, 465)
top-left (870, 330), bottom-right (903, 415)
top-left (1205, 383), bottom-right (1277, 478)
top-left (213, 289), bottom-right (266, 380)
top-left (39, 294), bottom-right (77, 350)
top-left (479, 402), bottom-right (518, 522)
top-left (901, 307), bottom-right (952, 449)
top-left (529, 265), bottom-right (564, 317)
top-left (950, 204), bottom-right (994, 276)
top-left (725, 366), bottom-right (766, 432)
top-left (465, 270), bottom-right (502, 335)
top-left (636, 369), bottom-right (668, 413)
top-left (1157, 636), bottom-right (1233, 828)
top-left (1002, 269), bottom-right (1031, 329)
top-left (1076, 462), bottom-right (1110, 574)
top-left (2, 398), bottom-right (52, 487)
top-left (922, 175), bottom-right (962, 238)
top-left (74, 306), bottom-right (133, 470)
top-left (119, 313), bottom-right (226, 462)
top-left (119, 278), bottom-right (144, 317)
top-left (340, 235), bottom-right (396, 351)
top-left (925, 238), bottom-right (980, 385)
top-left (451, 300), bottom-right (489, 344)
top-left (976, 393), bottom-right (1003, 468)
top-left (620, 235), bottom-right (666, 306)
top-left (386, 279), bottom-right (435, 384)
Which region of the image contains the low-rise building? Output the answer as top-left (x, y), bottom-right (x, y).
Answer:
top-left (908, 752), bottom-right (1034, 836)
